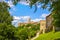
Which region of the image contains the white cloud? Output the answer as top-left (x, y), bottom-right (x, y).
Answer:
top-left (19, 1), bottom-right (29, 5)
top-left (19, 0), bottom-right (30, 5)
top-left (40, 13), bottom-right (49, 18)
top-left (37, 5), bottom-right (41, 8)
top-left (31, 18), bottom-right (42, 22)
top-left (12, 14), bottom-right (49, 26)
top-left (22, 16), bottom-right (30, 20)
top-left (37, 4), bottom-right (42, 8)
top-left (12, 20), bottom-right (18, 22)
top-left (12, 16), bottom-right (30, 26)
top-left (5, 0), bottom-right (17, 11)
top-left (13, 16), bottom-right (21, 20)
top-left (13, 13), bottom-right (49, 23)
top-left (7, 0), bottom-right (14, 7)
top-left (31, 13), bottom-right (49, 22)
top-left (30, 13), bottom-right (49, 22)
top-left (13, 16), bottom-right (30, 22)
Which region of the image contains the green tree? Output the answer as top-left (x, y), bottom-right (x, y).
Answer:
top-left (0, 2), bottom-right (18, 40)
top-left (16, 23), bottom-right (40, 40)
top-left (0, 23), bottom-right (17, 40)
top-left (0, 2), bottom-right (13, 25)
top-left (16, 27), bottom-right (28, 40)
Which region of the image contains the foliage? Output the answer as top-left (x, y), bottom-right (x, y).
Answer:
top-left (0, 2), bottom-right (18, 40)
top-left (0, 23), bottom-right (17, 40)
top-left (52, 12), bottom-right (60, 27)
top-left (12, 0), bottom-right (20, 5)
top-left (16, 23), bottom-right (40, 40)
top-left (0, 2), bottom-right (13, 25)
top-left (15, 27), bottom-right (28, 40)
top-left (1, 0), bottom-right (60, 40)
top-left (35, 31), bottom-right (60, 40)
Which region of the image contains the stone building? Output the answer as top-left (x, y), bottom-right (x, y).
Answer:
top-left (18, 17), bottom-right (31, 26)
top-left (46, 14), bottom-right (53, 31)
top-left (40, 20), bottom-right (46, 34)
top-left (18, 17), bottom-right (40, 26)
top-left (18, 21), bottom-right (39, 26)
top-left (46, 14), bottom-right (60, 31)
top-left (18, 22), bottom-right (28, 26)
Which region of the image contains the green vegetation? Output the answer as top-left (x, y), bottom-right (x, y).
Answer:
top-left (0, 23), bottom-right (17, 40)
top-left (0, 0), bottom-right (60, 40)
top-left (35, 31), bottom-right (60, 40)
top-left (0, 2), bottom-right (17, 40)
top-left (16, 23), bottom-right (40, 40)
top-left (0, 2), bottom-right (40, 40)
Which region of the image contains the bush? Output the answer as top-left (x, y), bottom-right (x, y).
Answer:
top-left (0, 23), bottom-right (17, 40)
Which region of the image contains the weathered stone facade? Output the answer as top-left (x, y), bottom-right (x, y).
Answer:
top-left (18, 21), bottom-right (39, 26)
top-left (46, 14), bottom-right (53, 31)
top-left (46, 14), bottom-right (60, 31)
top-left (40, 20), bottom-right (46, 34)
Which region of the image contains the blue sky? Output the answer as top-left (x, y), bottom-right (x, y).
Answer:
top-left (10, 3), bottom-right (49, 19)
top-left (4, 0), bottom-right (50, 26)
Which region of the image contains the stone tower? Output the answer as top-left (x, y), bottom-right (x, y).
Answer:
top-left (40, 20), bottom-right (46, 34)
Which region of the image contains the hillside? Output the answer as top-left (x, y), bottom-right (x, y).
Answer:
top-left (35, 31), bottom-right (60, 40)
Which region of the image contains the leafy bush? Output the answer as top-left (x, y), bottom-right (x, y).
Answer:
top-left (0, 23), bottom-right (18, 40)
top-left (16, 23), bottom-right (40, 40)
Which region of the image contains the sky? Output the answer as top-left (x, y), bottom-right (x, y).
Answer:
top-left (1, 0), bottom-right (50, 26)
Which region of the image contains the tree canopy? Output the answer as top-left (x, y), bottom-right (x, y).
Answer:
top-left (0, 2), bottom-right (13, 25)
top-left (0, 2), bottom-right (17, 40)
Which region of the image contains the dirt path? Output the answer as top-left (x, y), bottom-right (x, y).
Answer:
top-left (31, 32), bottom-right (40, 40)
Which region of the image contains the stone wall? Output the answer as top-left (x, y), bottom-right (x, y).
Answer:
top-left (40, 20), bottom-right (46, 34)
top-left (46, 14), bottom-right (54, 31)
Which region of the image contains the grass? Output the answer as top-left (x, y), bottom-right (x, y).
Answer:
top-left (35, 31), bottom-right (60, 40)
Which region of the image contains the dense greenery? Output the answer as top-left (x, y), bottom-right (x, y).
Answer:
top-left (35, 31), bottom-right (60, 40)
top-left (16, 23), bottom-right (40, 40)
top-left (0, 1), bottom-right (40, 40)
top-left (0, 0), bottom-right (60, 40)
top-left (0, 2), bottom-right (13, 25)
top-left (0, 23), bottom-right (17, 40)
top-left (0, 2), bottom-right (17, 40)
